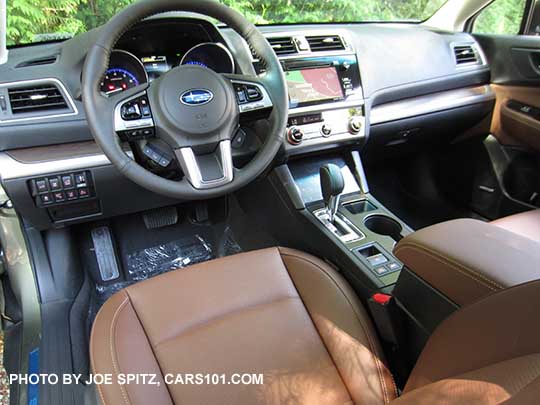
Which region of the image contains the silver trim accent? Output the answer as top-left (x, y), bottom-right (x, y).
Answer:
top-left (175, 140), bottom-right (233, 190)
top-left (327, 194), bottom-right (340, 223)
top-left (114, 91), bottom-right (154, 132)
top-left (0, 77), bottom-right (78, 124)
top-left (231, 80), bottom-right (273, 113)
top-left (289, 98), bottom-right (364, 115)
top-left (0, 150), bottom-right (134, 180)
top-left (314, 208), bottom-right (364, 244)
top-left (180, 42), bottom-right (235, 74)
top-left (370, 85), bottom-right (495, 125)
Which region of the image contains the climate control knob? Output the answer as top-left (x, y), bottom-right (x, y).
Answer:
top-left (287, 126), bottom-right (304, 145)
top-left (320, 124), bottom-right (332, 137)
top-left (348, 116), bottom-right (363, 134)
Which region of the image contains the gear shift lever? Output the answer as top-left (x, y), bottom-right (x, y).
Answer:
top-left (320, 164), bottom-right (344, 222)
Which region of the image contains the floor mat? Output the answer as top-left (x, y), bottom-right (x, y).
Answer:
top-left (92, 228), bottom-right (241, 307)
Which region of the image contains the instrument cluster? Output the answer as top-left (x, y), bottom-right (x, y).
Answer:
top-left (100, 42), bottom-right (235, 95)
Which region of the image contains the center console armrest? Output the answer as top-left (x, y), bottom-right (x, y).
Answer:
top-left (393, 218), bottom-right (540, 306)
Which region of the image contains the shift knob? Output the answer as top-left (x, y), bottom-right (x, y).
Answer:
top-left (320, 164), bottom-right (344, 222)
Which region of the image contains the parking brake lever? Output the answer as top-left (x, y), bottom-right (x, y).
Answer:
top-left (320, 164), bottom-right (344, 223)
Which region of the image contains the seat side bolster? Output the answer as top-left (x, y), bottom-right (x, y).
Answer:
top-left (405, 279), bottom-right (540, 393)
top-left (90, 290), bottom-right (173, 405)
top-left (279, 247), bottom-right (397, 405)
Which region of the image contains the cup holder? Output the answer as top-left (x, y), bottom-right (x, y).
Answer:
top-left (364, 215), bottom-right (403, 241)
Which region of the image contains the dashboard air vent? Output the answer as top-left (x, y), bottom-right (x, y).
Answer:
top-left (453, 45), bottom-right (479, 65)
top-left (306, 35), bottom-right (345, 52)
top-left (8, 83), bottom-right (68, 114)
top-left (267, 37), bottom-right (297, 55)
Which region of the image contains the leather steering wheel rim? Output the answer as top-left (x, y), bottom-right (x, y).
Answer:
top-left (82, 0), bottom-right (288, 200)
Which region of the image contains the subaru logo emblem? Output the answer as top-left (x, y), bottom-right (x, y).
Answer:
top-left (180, 89), bottom-right (214, 106)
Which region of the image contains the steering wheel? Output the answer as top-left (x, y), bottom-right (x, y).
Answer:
top-left (82, 0), bottom-right (288, 200)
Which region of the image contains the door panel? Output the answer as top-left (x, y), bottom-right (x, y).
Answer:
top-left (490, 84), bottom-right (540, 151)
top-left (469, 35), bottom-right (540, 213)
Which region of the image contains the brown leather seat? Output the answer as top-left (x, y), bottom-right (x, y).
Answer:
top-left (491, 209), bottom-right (540, 244)
top-left (91, 247), bottom-right (540, 405)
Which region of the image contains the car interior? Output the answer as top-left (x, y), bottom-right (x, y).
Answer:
top-left (1, 0), bottom-right (540, 403)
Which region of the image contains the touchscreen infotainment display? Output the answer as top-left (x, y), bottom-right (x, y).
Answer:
top-left (285, 67), bottom-right (344, 105)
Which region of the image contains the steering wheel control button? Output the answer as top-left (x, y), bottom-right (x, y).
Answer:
top-left (121, 102), bottom-right (141, 120)
top-left (143, 144), bottom-right (172, 167)
top-left (232, 128), bottom-right (247, 149)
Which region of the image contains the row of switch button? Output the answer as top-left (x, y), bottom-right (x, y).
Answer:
top-left (39, 188), bottom-right (91, 205)
top-left (34, 172), bottom-right (87, 193)
top-left (31, 171), bottom-right (94, 207)
top-left (233, 83), bottom-right (263, 104)
top-left (374, 262), bottom-right (402, 277)
top-left (120, 96), bottom-right (152, 121)
top-left (118, 127), bottom-right (155, 142)
top-left (142, 144), bottom-right (172, 167)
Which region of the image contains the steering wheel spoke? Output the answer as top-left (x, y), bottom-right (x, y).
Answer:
top-left (224, 74), bottom-right (273, 115)
top-left (175, 140), bottom-right (234, 190)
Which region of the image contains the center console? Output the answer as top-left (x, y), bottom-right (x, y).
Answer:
top-left (279, 153), bottom-right (413, 292)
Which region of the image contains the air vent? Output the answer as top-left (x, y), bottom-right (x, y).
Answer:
top-left (306, 35), bottom-right (345, 52)
top-left (267, 37), bottom-right (297, 56)
top-left (8, 84), bottom-right (68, 114)
top-left (16, 55), bottom-right (58, 68)
top-left (453, 45), bottom-right (479, 65)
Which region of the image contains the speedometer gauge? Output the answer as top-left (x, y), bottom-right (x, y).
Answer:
top-left (180, 43), bottom-right (235, 74)
top-left (100, 68), bottom-right (139, 95)
top-left (99, 50), bottom-right (148, 96)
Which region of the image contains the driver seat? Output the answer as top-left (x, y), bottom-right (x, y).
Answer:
top-left (91, 247), bottom-right (540, 405)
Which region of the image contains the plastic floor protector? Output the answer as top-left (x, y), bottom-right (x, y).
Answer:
top-left (93, 228), bottom-right (242, 307)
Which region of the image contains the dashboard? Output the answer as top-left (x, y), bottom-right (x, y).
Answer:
top-left (0, 15), bottom-right (496, 230)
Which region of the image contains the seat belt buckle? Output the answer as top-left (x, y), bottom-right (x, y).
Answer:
top-left (368, 292), bottom-right (399, 345)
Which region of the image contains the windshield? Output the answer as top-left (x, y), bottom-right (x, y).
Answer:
top-left (7, 0), bottom-right (447, 46)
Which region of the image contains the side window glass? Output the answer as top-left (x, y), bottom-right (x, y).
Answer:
top-left (473, 0), bottom-right (527, 35)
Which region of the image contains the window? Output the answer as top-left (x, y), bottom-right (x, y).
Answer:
top-left (473, 0), bottom-right (527, 35)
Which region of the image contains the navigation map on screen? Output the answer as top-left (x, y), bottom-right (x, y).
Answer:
top-left (286, 67), bottom-right (343, 104)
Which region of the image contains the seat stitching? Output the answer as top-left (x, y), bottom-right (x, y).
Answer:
top-left (91, 350), bottom-right (108, 405)
top-left (123, 288), bottom-right (174, 403)
top-left (394, 242), bottom-right (503, 290)
top-left (280, 251), bottom-right (393, 403)
top-left (110, 297), bottom-right (131, 405)
top-left (154, 295), bottom-right (299, 348)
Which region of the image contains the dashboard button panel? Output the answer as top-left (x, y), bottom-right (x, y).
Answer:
top-left (30, 170), bottom-right (95, 208)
